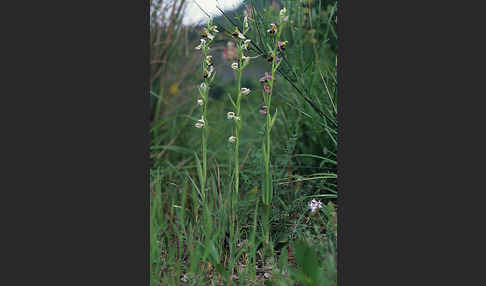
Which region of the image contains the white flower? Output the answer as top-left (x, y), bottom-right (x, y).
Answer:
top-left (205, 55), bottom-right (213, 66)
top-left (228, 136), bottom-right (236, 143)
top-left (207, 33), bottom-right (214, 41)
top-left (240, 88), bottom-right (251, 95)
top-left (279, 8), bottom-right (288, 22)
top-left (197, 99), bottom-right (203, 106)
top-left (209, 25), bottom-right (219, 33)
top-left (227, 112), bottom-right (235, 120)
top-left (204, 65), bottom-right (214, 78)
top-left (308, 199), bottom-right (323, 213)
top-left (231, 62), bottom-right (239, 70)
top-left (195, 39), bottom-right (206, 50)
top-left (243, 39), bottom-right (251, 50)
top-left (200, 82), bottom-right (207, 91)
top-left (181, 274), bottom-right (188, 283)
top-left (195, 117), bottom-right (205, 128)
top-left (237, 32), bottom-right (246, 40)
top-left (244, 16), bottom-right (249, 31)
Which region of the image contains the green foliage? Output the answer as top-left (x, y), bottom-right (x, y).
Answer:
top-left (150, 0), bottom-right (339, 284)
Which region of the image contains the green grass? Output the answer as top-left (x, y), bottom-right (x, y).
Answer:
top-left (150, 0), bottom-right (338, 285)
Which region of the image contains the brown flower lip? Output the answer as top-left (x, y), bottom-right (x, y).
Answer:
top-left (267, 23), bottom-right (278, 34)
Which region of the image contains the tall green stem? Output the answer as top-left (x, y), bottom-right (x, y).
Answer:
top-left (230, 49), bottom-right (243, 270)
top-left (196, 18), bottom-right (217, 198)
top-left (201, 101), bottom-right (207, 196)
top-left (262, 16), bottom-right (285, 259)
top-left (234, 59), bottom-right (242, 196)
top-left (201, 51), bottom-right (208, 197)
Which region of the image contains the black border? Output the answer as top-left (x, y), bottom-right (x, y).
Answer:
top-left (6, 0), bottom-right (475, 284)
top-left (337, 0), bottom-right (344, 284)
top-left (4, 1), bottom-right (150, 284)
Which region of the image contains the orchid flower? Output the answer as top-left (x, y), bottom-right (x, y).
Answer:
top-left (242, 39), bottom-right (251, 50)
top-left (278, 40), bottom-right (288, 51)
top-left (232, 27), bottom-right (246, 40)
top-left (259, 72), bottom-right (274, 83)
top-left (194, 117), bottom-right (205, 128)
top-left (259, 105), bottom-right (268, 115)
top-left (264, 85), bottom-right (271, 94)
top-left (195, 39), bottom-right (206, 50)
top-left (267, 23), bottom-right (277, 34)
top-left (240, 88), bottom-right (251, 95)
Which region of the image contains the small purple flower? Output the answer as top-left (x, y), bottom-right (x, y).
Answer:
top-left (259, 74), bottom-right (268, 83)
top-left (259, 105), bottom-right (268, 115)
top-left (264, 85), bottom-right (271, 94)
top-left (275, 55), bottom-right (280, 62)
top-left (259, 72), bottom-right (274, 83)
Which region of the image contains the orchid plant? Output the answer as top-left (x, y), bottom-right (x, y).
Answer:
top-left (260, 7), bottom-right (288, 256)
top-left (195, 18), bottom-right (218, 196)
top-left (227, 15), bottom-right (252, 197)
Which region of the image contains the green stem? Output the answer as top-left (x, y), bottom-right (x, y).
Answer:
top-left (234, 64), bottom-right (242, 196)
top-left (201, 48), bottom-right (209, 197)
top-left (202, 104), bottom-right (207, 196)
top-left (263, 29), bottom-right (280, 205)
top-left (262, 20), bottom-right (284, 259)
